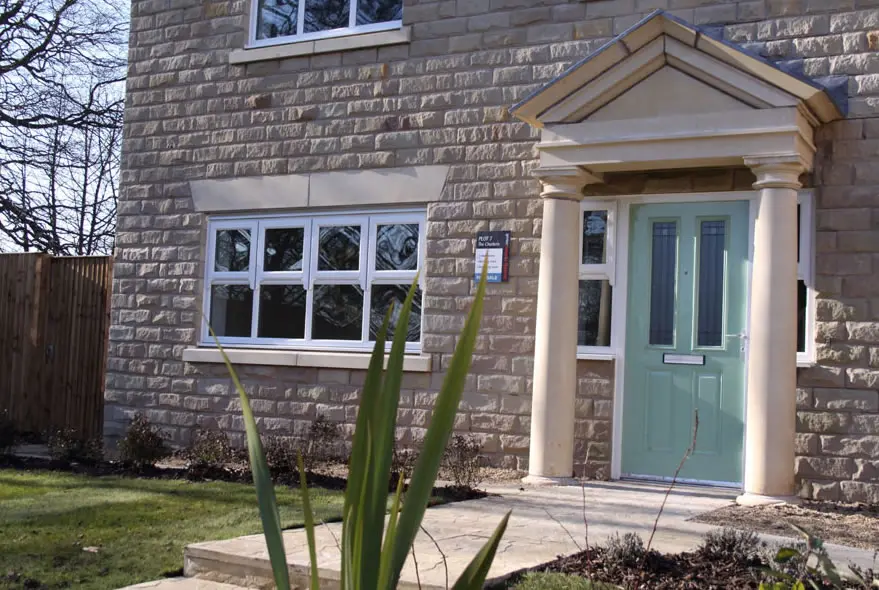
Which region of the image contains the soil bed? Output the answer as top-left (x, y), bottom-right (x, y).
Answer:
top-left (693, 501), bottom-right (879, 551)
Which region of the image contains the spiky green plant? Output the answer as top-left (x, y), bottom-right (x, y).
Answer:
top-left (213, 267), bottom-right (508, 590)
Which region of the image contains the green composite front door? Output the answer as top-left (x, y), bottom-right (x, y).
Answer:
top-left (622, 201), bottom-right (749, 484)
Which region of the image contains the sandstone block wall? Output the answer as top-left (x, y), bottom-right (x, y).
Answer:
top-left (110, 0), bottom-right (879, 497)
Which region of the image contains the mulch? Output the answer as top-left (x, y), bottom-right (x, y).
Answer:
top-left (0, 454), bottom-right (487, 502)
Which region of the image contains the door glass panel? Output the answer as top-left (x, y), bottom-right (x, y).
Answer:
top-left (264, 227), bottom-right (304, 272)
top-left (210, 285), bottom-right (253, 337)
top-left (582, 210), bottom-right (608, 264)
top-left (259, 284), bottom-right (306, 339)
top-left (649, 221), bottom-right (677, 346)
top-left (578, 280), bottom-right (612, 346)
top-left (697, 220), bottom-right (726, 347)
top-left (317, 225), bottom-right (360, 271)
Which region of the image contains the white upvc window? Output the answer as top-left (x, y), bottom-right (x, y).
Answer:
top-left (204, 209), bottom-right (424, 353)
top-left (578, 200), bottom-right (617, 356)
top-left (251, 0), bottom-right (402, 47)
top-left (797, 191), bottom-right (816, 366)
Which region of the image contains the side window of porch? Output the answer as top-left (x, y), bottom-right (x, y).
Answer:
top-left (578, 201), bottom-right (616, 353)
top-left (798, 192), bottom-right (815, 365)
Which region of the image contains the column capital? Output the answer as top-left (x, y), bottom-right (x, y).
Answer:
top-left (532, 166), bottom-right (602, 200)
top-left (744, 155), bottom-right (807, 190)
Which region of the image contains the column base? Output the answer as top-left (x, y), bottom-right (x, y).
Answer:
top-left (521, 474), bottom-right (579, 487)
top-left (736, 492), bottom-right (802, 507)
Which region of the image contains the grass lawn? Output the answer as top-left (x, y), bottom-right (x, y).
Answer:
top-left (0, 468), bottom-right (346, 590)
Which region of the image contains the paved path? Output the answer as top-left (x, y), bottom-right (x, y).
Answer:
top-left (125, 481), bottom-right (878, 589)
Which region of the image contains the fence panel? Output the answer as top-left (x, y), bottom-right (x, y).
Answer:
top-left (0, 254), bottom-right (112, 439)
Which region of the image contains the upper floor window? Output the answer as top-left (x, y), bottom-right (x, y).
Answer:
top-left (254, 0), bottom-right (403, 45)
top-left (204, 209), bottom-right (424, 353)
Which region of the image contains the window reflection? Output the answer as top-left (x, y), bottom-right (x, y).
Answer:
top-left (578, 280), bottom-right (612, 347)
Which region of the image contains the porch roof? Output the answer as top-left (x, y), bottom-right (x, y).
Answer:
top-left (511, 10), bottom-right (845, 128)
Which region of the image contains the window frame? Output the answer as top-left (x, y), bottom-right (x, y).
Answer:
top-left (202, 209), bottom-right (425, 353)
top-left (798, 190), bottom-right (816, 366)
top-left (577, 200), bottom-right (618, 357)
top-left (249, 0), bottom-right (403, 49)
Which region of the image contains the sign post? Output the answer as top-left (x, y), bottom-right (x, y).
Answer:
top-left (474, 231), bottom-right (511, 283)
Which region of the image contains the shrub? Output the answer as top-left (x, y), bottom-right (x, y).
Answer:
top-left (603, 533), bottom-right (646, 569)
top-left (390, 440), bottom-right (419, 487)
top-left (117, 414), bottom-right (169, 468)
top-left (303, 415), bottom-right (342, 470)
top-left (442, 433), bottom-right (483, 489)
top-left (263, 435), bottom-right (302, 480)
top-left (46, 427), bottom-right (103, 464)
top-left (699, 527), bottom-right (763, 565)
top-left (0, 409), bottom-right (15, 455)
top-left (185, 427), bottom-right (233, 476)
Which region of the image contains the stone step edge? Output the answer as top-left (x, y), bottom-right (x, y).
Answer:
top-left (184, 544), bottom-right (444, 590)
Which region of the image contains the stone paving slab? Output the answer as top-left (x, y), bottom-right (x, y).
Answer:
top-left (142, 481), bottom-right (878, 590)
top-left (119, 578), bottom-right (247, 589)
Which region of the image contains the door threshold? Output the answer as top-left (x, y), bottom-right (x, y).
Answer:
top-left (621, 474), bottom-right (741, 490)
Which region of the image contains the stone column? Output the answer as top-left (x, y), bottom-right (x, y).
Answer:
top-left (524, 166), bottom-right (598, 485)
top-left (738, 156), bottom-right (805, 506)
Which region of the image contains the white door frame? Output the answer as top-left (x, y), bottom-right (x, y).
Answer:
top-left (609, 190), bottom-right (759, 485)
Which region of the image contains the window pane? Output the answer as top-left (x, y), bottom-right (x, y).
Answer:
top-left (256, 0), bottom-right (299, 39)
top-left (697, 220), bottom-right (726, 347)
top-left (312, 284), bottom-right (364, 340)
top-left (259, 285), bottom-right (306, 339)
top-left (375, 224), bottom-right (419, 271)
top-left (264, 228), bottom-right (305, 272)
top-left (215, 229), bottom-right (250, 272)
top-left (578, 280), bottom-right (612, 347)
top-left (318, 225), bottom-right (360, 271)
top-left (582, 210), bottom-right (608, 265)
top-left (798, 280), bottom-right (807, 353)
top-left (356, 0), bottom-right (402, 25)
top-left (649, 221), bottom-right (677, 346)
top-left (210, 285), bottom-right (253, 337)
top-left (304, 0), bottom-right (350, 33)
top-left (370, 284), bottom-right (421, 342)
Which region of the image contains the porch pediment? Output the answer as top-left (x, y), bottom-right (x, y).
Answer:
top-left (511, 11), bottom-right (843, 128)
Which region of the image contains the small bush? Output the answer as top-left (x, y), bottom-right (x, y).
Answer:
top-left (47, 427), bottom-right (103, 464)
top-left (698, 527), bottom-right (763, 565)
top-left (263, 435), bottom-right (302, 480)
top-left (303, 415), bottom-right (342, 469)
top-left (603, 533), bottom-right (646, 569)
top-left (391, 442), bottom-right (419, 485)
top-left (0, 409), bottom-right (15, 455)
top-left (185, 427), bottom-right (233, 477)
top-left (117, 414), bottom-right (169, 468)
top-left (442, 434), bottom-right (483, 489)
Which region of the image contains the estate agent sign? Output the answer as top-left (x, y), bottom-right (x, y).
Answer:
top-left (474, 231), bottom-right (511, 283)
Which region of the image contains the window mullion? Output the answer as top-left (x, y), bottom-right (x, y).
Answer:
top-left (361, 220), bottom-right (373, 343)
top-left (348, 0), bottom-right (357, 29)
top-left (297, 0), bottom-right (306, 36)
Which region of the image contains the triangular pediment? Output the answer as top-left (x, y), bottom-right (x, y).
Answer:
top-left (511, 11), bottom-right (842, 127)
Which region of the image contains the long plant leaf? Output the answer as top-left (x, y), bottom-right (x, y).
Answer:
top-left (378, 474), bottom-right (406, 590)
top-left (297, 453), bottom-right (320, 590)
top-left (209, 326), bottom-right (291, 590)
top-left (343, 310), bottom-right (390, 590)
top-left (363, 278), bottom-right (418, 588)
top-left (451, 511), bottom-right (511, 590)
top-left (387, 265), bottom-right (488, 588)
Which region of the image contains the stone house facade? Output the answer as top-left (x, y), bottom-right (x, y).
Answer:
top-left (109, 0), bottom-right (879, 504)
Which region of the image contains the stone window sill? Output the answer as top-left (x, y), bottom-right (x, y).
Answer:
top-left (229, 27), bottom-right (411, 65)
top-left (182, 347), bottom-right (432, 372)
top-left (577, 352), bottom-right (615, 361)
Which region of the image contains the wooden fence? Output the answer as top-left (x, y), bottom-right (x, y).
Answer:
top-left (0, 254), bottom-right (112, 439)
